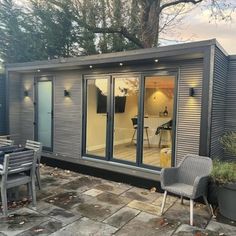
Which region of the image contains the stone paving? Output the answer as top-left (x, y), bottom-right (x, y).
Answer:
top-left (0, 165), bottom-right (236, 236)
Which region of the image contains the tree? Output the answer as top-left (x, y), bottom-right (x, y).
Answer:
top-left (0, 0), bottom-right (45, 63)
top-left (72, 0), bottom-right (235, 49)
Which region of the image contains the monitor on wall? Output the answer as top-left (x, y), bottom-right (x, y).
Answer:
top-left (97, 89), bottom-right (126, 113)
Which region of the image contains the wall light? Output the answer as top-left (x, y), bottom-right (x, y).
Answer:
top-left (89, 65), bottom-right (93, 69)
top-left (119, 62), bottom-right (123, 66)
top-left (154, 59), bottom-right (159, 63)
top-left (189, 87), bottom-right (195, 97)
top-left (24, 90), bottom-right (29, 97)
top-left (64, 89), bottom-right (70, 97)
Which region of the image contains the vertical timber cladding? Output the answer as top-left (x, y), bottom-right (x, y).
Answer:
top-left (0, 74), bottom-right (6, 134)
top-left (175, 59), bottom-right (203, 165)
top-left (210, 47), bottom-right (228, 159)
top-left (225, 56), bottom-right (236, 160)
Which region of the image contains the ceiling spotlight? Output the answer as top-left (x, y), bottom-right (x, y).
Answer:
top-left (119, 62), bottom-right (123, 66)
top-left (154, 59), bottom-right (159, 63)
top-left (89, 65), bottom-right (93, 69)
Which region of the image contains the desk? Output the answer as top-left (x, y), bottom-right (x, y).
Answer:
top-left (144, 116), bottom-right (172, 147)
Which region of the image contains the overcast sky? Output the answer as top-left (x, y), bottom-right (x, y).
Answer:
top-left (164, 3), bottom-right (236, 54)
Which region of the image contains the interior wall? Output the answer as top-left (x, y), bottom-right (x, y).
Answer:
top-left (145, 88), bottom-right (174, 117)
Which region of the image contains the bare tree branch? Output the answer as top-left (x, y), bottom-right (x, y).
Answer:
top-left (160, 0), bottom-right (203, 11)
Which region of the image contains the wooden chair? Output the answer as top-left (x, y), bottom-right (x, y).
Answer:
top-left (25, 140), bottom-right (42, 190)
top-left (0, 139), bottom-right (14, 147)
top-left (0, 150), bottom-right (37, 216)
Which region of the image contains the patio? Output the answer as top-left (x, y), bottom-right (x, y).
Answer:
top-left (0, 165), bottom-right (236, 236)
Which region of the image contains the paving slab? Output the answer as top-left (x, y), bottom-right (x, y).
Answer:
top-left (121, 187), bottom-right (160, 203)
top-left (39, 205), bottom-right (82, 226)
top-left (115, 211), bottom-right (179, 236)
top-left (103, 206), bottom-right (140, 228)
top-left (128, 200), bottom-right (161, 215)
top-left (83, 188), bottom-right (104, 197)
top-left (0, 208), bottom-right (51, 236)
top-left (49, 217), bottom-right (118, 236)
top-left (172, 224), bottom-right (215, 236)
top-left (44, 191), bottom-right (84, 210)
top-left (71, 192), bottom-right (130, 221)
top-left (152, 194), bottom-right (178, 212)
top-left (16, 219), bottom-right (63, 236)
top-left (60, 176), bottom-right (103, 193)
top-left (206, 220), bottom-right (236, 236)
top-left (1, 165), bottom-right (236, 236)
top-left (94, 181), bottom-right (132, 195)
top-left (163, 202), bottom-right (211, 228)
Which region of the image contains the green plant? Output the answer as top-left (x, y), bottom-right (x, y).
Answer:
top-left (211, 132), bottom-right (236, 185)
top-left (211, 159), bottom-right (236, 185)
top-left (220, 131), bottom-right (236, 156)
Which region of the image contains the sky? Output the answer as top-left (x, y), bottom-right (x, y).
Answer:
top-left (162, 2), bottom-right (236, 54)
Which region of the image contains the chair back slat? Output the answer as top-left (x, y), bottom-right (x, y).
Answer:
top-left (0, 139), bottom-right (14, 147)
top-left (4, 150), bottom-right (36, 174)
top-left (178, 154), bottom-right (213, 185)
top-left (25, 140), bottom-right (42, 163)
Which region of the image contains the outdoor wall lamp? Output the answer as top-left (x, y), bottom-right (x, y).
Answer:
top-left (189, 87), bottom-right (195, 97)
top-left (64, 89), bottom-right (70, 97)
top-left (24, 90), bottom-right (29, 97)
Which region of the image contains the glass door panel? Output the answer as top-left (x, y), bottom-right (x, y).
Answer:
top-left (142, 76), bottom-right (175, 168)
top-left (85, 78), bottom-right (108, 158)
top-left (37, 80), bottom-right (52, 149)
top-left (112, 76), bottom-right (139, 163)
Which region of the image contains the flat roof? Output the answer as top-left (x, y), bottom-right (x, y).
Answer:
top-left (6, 39), bottom-right (227, 73)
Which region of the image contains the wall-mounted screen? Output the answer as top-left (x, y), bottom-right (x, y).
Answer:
top-left (97, 89), bottom-right (126, 113)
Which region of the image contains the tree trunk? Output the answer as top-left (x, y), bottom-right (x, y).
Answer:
top-left (140, 0), bottom-right (161, 48)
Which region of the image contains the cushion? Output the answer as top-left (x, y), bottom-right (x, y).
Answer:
top-left (165, 183), bottom-right (194, 198)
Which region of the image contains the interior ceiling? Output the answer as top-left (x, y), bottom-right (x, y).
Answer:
top-left (145, 76), bottom-right (175, 89)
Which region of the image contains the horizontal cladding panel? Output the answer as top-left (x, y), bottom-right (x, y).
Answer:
top-left (175, 60), bottom-right (203, 164)
top-left (225, 58), bottom-right (236, 160)
top-left (11, 59), bottom-right (204, 167)
top-left (210, 47), bottom-right (228, 158)
top-left (53, 71), bottom-right (82, 158)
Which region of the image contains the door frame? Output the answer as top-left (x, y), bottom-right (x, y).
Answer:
top-left (34, 76), bottom-right (54, 152)
top-left (138, 71), bottom-right (178, 170)
top-left (82, 69), bottom-right (178, 170)
top-left (82, 75), bottom-right (111, 161)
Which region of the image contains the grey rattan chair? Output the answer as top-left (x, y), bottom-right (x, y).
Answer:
top-left (0, 138), bottom-right (14, 147)
top-left (0, 150), bottom-right (37, 216)
top-left (160, 154), bottom-right (213, 226)
top-left (25, 140), bottom-right (42, 189)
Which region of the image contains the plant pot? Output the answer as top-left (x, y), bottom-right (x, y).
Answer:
top-left (218, 183), bottom-right (236, 221)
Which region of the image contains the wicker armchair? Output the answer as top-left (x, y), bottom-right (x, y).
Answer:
top-left (160, 154), bottom-right (213, 226)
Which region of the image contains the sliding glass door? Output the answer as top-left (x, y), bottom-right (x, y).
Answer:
top-left (84, 77), bottom-right (109, 158)
top-left (142, 75), bottom-right (176, 168)
top-left (112, 76), bottom-right (139, 163)
top-left (83, 72), bottom-right (177, 170)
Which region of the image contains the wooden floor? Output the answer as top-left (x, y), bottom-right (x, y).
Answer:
top-left (87, 143), bottom-right (166, 167)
